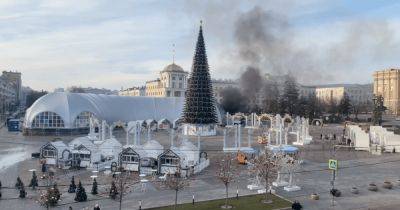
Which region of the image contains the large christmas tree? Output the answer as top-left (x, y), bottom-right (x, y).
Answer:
top-left (183, 22), bottom-right (217, 124)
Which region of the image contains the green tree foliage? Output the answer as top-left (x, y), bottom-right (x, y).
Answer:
top-left (40, 183), bottom-right (61, 207)
top-left (29, 171), bottom-right (39, 190)
top-left (279, 76), bottom-right (299, 115)
top-left (68, 176), bottom-right (76, 193)
top-left (262, 81), bottom-right (280, 114)
top-left (373, 95), bottom-right (386, 125)
top-left (183, 25), bottom-right (217, 124)
top-left (91, 178), bottom-right (98, 195)
top-left (74, 181), bottom-right (87, 202)
top-left (327, 98), bottom-right (338, 115)
top-left (26, 90), bottom-right (47, 108)
top-left (338, 93), bottom-right (352, 118)
top-left (109, 181), bottom-right (118, 199)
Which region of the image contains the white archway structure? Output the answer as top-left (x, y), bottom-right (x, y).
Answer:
top-left (24, 92), bottom-right (186, 130)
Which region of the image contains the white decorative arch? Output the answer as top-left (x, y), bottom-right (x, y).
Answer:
top-left (31, 111), bottom-right (65, 128)
top-left (73, 111), bottom-right (96, 128)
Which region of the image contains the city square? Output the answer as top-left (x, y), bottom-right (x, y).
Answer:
top-left (2, 121), bottom-right (400, 210)
top-left (1, 1), bottom-right (400, 210)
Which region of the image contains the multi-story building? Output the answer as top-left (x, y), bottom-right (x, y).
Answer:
top-left (119, 86), bottom-right (145, 96)
top-left (145, 63), bottom-right (188, 97)
top-left (373, 68), bottom-right (400, 115)
top-left (0, 71), bottom-right (19, 121)
top-left (1, 71), bottom-right (22, 104)
top-left (315, 84), bottom-right (373, 105)
top-left (211, 79), bottom-right (239, 103)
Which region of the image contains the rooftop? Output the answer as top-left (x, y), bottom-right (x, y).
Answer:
top-left (162, 63), bottom-right (186, 73)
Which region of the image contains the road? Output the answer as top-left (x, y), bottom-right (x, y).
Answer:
top-left (0, 125), bottom-right (400, 209)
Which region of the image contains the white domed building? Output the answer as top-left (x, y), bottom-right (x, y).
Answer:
top-left (145, 63), bottom-right (189, 97)
top-left (23, 92), bottom-right (185, 135)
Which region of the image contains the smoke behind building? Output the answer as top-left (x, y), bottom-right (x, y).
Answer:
top-left (182, 1), bottom-right (400, 85)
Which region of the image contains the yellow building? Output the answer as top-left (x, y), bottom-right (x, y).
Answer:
top-left (145, 63), bottom-right (188, 97)
top-left (315, 84), bottom-right (372, 105)
top-left (316, 87), bottom-right (345, 104)
top-left (373, 69), bottom-right (400, 115)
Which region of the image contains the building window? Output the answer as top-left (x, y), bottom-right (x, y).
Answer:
top-left (172, 76), bottom-right (176, 80)
top-left (179, 76), bottom-right (182, 80)
top-left (160, 156), bottom-right (180, 165)
top-left (167, 91), bottom-right (171, 96)
top-left (42, 148), bottom-right (56, 157)
top-left (174, 91), bottom-right (181, 97)
top-left (172, 82), bottom-right (175, 88)
top-left (31, 112), bottom-right (65, 128)
top-left (179, 83), bottom-right (182, 88)
top-left (73, 153), bottom-right (90, 160)
top-left (122, 154), bottom-right (139, 163)
top-left (74, 111), bottom-right (95, 128)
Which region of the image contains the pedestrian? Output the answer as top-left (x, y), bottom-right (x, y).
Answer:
top-left (94, 204), bottom-right (100, 210)
top-left (68, 206), bottom-right (73, 210)
top-left (292, 200), bottom-right (302, 210)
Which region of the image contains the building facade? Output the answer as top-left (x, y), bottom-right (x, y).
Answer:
top-left (1, 71), bottom-right (22, 103)
top-left (119, 86), bottom-right (145, 96)
top-left (145, 63), bottom-right (189, 97)
top-left (0, 71), bottom-right (21, 121)
top-left (0, 76), bottom-right (17, 114)
top-left (373, 69), bottom-right (400, 115)
top-left (315, 84), bottom-right (373, 105)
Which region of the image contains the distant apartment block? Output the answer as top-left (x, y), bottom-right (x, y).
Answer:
top-left (119, 86), bottom-right (146, 96)
top-left (315, 84), bottom-right (373, 105)
top-left (373, 68), bottom-right (400, 115)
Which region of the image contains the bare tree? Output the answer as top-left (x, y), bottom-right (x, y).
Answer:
top-left (217, 154), bottom-right (236, 209)
top-left (163, 167), bottom-right (189, 210)
top-left (250, 149), bottom-right (279, 204)
top-left (114, 169), bottom-right (140, 210)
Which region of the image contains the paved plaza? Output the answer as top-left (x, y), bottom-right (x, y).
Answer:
top-left (0, 125), bottom-right (400, 209)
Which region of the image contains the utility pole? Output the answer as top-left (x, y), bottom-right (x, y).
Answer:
top-left (330, 169), bottom-right (336, 207)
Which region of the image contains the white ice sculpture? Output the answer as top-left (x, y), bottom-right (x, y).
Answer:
top-left (223, 125), bottom-right (254, 152)
top-left (283, 156), bottom-right (302, 192)
top-left (275, 114), bottom-right (283, 146)
top-left (293, 117), bottom-right (313, 146)
top-left (273, 153), bottom-right (289, 187)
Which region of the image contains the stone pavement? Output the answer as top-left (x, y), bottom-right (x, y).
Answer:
top-left (2, 126), bottom-right (400, 209)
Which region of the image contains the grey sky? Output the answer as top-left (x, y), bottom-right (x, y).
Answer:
top-left (0, 0), bottom-right (399, 90)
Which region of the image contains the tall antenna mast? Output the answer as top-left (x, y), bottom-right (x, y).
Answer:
top-left (172, 43), bottom-right (175, 64)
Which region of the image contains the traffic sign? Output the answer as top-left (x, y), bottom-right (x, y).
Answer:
top-left (329, 159), bottom-right (338, 170)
